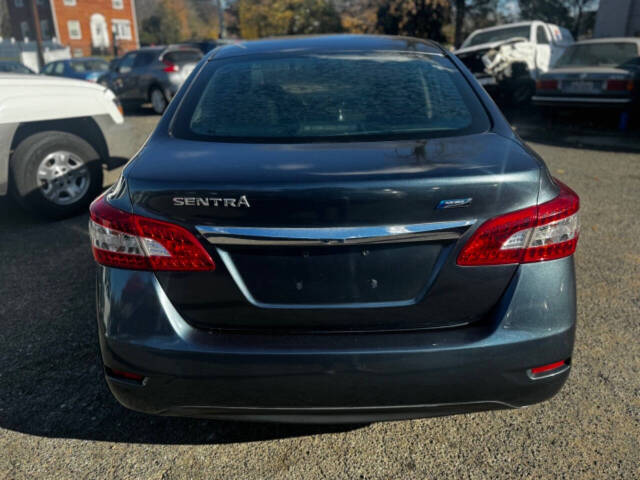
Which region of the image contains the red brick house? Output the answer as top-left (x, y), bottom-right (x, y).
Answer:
top-left (4, 0), bottom-right (139, 56)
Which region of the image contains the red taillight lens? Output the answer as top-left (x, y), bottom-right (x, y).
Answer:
top-left (457, 180), bottom-right (579, 266)
top-left (89, 194), bottom-right (215, 271)
top-left (536, 79), bottom-right (558, 90)
top-left (606, 79), bottom-right (633, 91)
top-left (162, 60), bottom-right (179, 73)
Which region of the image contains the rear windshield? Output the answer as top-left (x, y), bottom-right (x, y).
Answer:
top-left (555, 42), bottom-right (639, 67)
top-left (465, 25), bottom-right (531, 47)
top-left (172, 52), bottom-right (490, 142)
top-left (163, 50), bottom-right (202, 64)
top-left (70, 59), bottom-right (109, 72)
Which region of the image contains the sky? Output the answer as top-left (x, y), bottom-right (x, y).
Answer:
top-left (500, 0), bottom-right (520, 18)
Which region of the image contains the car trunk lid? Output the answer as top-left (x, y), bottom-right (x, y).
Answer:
top-left (548, 67), bottom-right (633, 96)
top-left (127, 132), bottom-right (541, 331)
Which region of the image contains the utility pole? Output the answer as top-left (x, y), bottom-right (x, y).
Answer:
top-left (454, 0), bottom-right (466, 49)
top-left (112, 24), bottom-right (118, 57)
top-left (28, 0), bottom-right (45, 70)
top-left (215, 0), bottom-right (225, 39)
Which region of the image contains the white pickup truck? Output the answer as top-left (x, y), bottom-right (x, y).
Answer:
top-left (0, 74), bottom-right (124, 218)
top-left (455, 21), bottom-right (574, 104)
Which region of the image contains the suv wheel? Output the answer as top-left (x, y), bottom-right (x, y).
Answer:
top-left (150, 87), bottom-right (168, 114)
top-left (10, 131), bottom-right (103, 219)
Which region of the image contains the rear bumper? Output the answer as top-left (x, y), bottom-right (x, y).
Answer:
top-left (97, 257), bottom-right (576, 423)
top-left (532, 95), bottom-right (634, 108)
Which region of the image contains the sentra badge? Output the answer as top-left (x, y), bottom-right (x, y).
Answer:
top-left (172, 195), bottom-right (250, 208)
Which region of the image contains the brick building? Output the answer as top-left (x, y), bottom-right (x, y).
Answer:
top-left (4, 0), bottom-right (139, 56)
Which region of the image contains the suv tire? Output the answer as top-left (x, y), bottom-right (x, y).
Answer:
top-left (150, 87), bottom-right (168, 114)
top-left (10, 131), bottom-right (103, 219)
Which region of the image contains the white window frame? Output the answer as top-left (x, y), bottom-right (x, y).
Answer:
top-left (112, 19), bottom-right (132, 40)
top-left (40, 19), bottom-right (50, 39)
top-left (67, 20), bottom-right (82, 40)
top-left (63, 0), bottom-right (77, 6)
top-left (20, 21), bottom-right (29, 39)
top-left (112, 0), bottom-right (124, 10)
top-left (15, 0), bottom-right (24, 8)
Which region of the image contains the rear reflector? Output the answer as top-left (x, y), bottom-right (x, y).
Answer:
top-left (457, 180), bottom-right (579, 266)
top-left (89, 194), bottom-right (215, 271)
top-left (106, 367), bottom-right (145, 382)
top-left (530, 360), bottom-right (568, 375)
top-left (536, 79), bottom-right (558, 90)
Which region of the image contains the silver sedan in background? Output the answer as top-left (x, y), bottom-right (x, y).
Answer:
top-left (533, 37), bottom-right (640, 110)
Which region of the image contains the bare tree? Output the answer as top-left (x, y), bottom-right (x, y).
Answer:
top-left (569, 0), bottom-right (597, 38)
top-left (454, 0), bottom-right (465, 47)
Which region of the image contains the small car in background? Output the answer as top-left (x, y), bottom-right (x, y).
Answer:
top-left (455, 21), bottom-right (574, 105)
top-left (0, 61), bottom-right (35, 74)
top-left (0, 74), bottom-right (123, 218)
top-left (533, 38), bottom-right (640, 110)
top-left (42, 58), bottom-right (110, 83)
top-left (98, 46), bottom-right (203, 114)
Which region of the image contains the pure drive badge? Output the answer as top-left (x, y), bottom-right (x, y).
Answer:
top-left (172, 195), bottom-right (251, 208)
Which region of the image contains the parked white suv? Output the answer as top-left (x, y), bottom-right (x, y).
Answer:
top-left (0, 74), bottom-right (124, 218)
top-left (455, 21), bottom-right (574, 104)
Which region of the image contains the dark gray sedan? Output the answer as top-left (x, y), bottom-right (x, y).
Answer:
top-left (89, 35), bottom-right (580, 423)
top-left (533, 38), bottom-right (640, 109)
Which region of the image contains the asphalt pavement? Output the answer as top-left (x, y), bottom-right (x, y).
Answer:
top-left (0, 112), bottom-right (639, 479)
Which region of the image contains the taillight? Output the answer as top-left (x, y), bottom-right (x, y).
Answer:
top-left (89, 194), bottom-right (215, 271)
top-left (162, 59), bottom-right (179, 73)
top-left (457, 180), bottom-right (579, 266)
top-left (536, 79), bottom-right (558, 90)
top-left (606, 78), bottom-right (633, 91)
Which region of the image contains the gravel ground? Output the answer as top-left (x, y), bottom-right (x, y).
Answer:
top-left (0, 113), bottom-right (638, 479)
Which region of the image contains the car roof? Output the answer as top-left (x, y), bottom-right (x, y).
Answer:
top-left (467, 21), bottom-right (536, 35)
top-left (0, 73), bottom-right (105, 90)
top-left (572, 37), bottom-right (640, 46)
top-left (135, 45), bottom-right (200, 52)
top-left (133, 46), bottom-right (165, 53)
top-left (210, 34), bottom-right (444, 60)
top-left (69, 57), bottom-right (107, 62)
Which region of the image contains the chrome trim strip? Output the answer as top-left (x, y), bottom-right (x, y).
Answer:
top-left (197, 220), bottom-right (476, 246)
top-left (532, 96), bottom-right (632, 104)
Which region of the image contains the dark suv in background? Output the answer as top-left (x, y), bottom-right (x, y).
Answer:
top-left (99, 46), bottom-right (202, 114)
